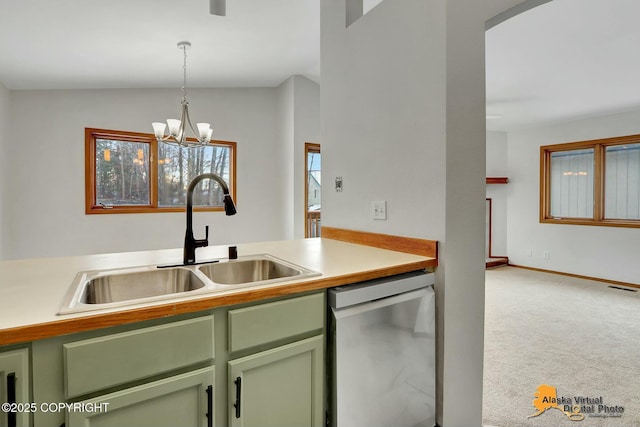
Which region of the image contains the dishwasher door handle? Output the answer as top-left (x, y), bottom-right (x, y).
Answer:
top-left (331, 287), bottom-right (432, 319)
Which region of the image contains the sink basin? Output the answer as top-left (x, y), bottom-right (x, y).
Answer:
top-left (58, 254), bottom-right (320, 315)
top-left (198, 256), bottom-right (307, 285)
top-left (58, 266), bottom-right (208, 314)
top-left (84, 268), bottom-right (205, 304)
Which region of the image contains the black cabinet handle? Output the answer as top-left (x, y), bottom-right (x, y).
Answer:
top-left (233, 377), bottom-right (242, 419)
top-left (6, 372), bottom-right (16, 427)
top-left (206, 385), bottom-right (213, 427)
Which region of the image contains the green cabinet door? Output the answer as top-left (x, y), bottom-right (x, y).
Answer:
top-left (66, 367), bottom-right (215, 427)
top-left (0, 348), bottom-right (29, 427)
top-left (228, 335), bottom-right (323, 427)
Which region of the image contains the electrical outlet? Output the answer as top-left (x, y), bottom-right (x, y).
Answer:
top-left (371, 201), bottom-right (387, 220)
top-left (543, 251), bottom-right (550, 260)
top-left (527, 249), bottom-right (533, 257)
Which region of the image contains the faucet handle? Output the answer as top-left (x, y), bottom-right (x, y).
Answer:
top-left (195, 225), bottom-right (209, 249)
top-left (201, 225), bottom-right (209, 247)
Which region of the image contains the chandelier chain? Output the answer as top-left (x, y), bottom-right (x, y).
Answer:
top-left (182, 44), bottom-right (188, 102)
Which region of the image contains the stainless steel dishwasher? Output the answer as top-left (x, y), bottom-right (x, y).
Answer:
top-left (327, 271), bottom-right (436, 427)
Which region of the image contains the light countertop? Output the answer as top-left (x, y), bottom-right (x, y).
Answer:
top-left (0, 237), bottom-right (436, 346)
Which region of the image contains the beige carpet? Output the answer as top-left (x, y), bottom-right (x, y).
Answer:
top-left (483, 267), bottom-right (640, 427)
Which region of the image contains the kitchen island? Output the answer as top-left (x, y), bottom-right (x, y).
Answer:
top-left (0, 235), bottom-right (436, 346)
top-left (0, 233), bottom-right (437, 427)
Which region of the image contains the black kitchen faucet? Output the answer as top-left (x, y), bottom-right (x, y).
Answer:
top-left (183, 173), bottom-right (237, 265)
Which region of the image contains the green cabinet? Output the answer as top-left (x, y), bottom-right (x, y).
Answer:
top-left (67, 367), bottom-right (215, 427)
top-left (7, 290), bottom-right (325, 427)
top-left (63, 315), bottom-right (215, 427)
top-left (226, 292), bottom-right (325, 427)
top-left (62, 316), bottom-right (215, 427)
top-left (28, 314), bottom-right (216, 427)
top-left (228, 336), bottom-right (324, 427)
top-left (0, 348), bottom-right (30, 427)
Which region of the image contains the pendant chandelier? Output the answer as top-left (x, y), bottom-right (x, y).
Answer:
top-left (152, 41), bottom-right (213, 147)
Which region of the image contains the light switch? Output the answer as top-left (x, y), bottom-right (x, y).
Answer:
top-left (371, 201), bottom-right (386, 220)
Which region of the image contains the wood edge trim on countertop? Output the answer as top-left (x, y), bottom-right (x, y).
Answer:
top-left (509, 264), bottom-right (640, 290)
top-left (321, 227), bottom-right (438, 259)
top-left (0, 259), bottom-right (435, 346)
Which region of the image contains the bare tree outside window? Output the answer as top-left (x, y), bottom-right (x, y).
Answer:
top-left (158, 142), bottom-right (231, 207)
top-left (95, 139), bottom-right (150, 206)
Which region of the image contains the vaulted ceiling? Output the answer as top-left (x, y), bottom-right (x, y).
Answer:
top-left (1, 0), bottom-right (637, 132)
top-left (486, 0), bottom-right (640, 131)
top-left (0, 0), bottom-right (320, 89)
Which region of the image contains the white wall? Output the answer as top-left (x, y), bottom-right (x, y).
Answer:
top-left (322, 0), bottom-right (447, 237)
top-left (276, 75), bottom-right (321, 239)
top-left (5, 88), bottom-right (289, 260)
top-left (486, 131), bottom-right (508, 256)
top-left (293, 76), bottom-right (321, 239)
top-left (0, 82), bottom-right (9, 259)
top-left (321, 0), bottom-right (531, 425)
top-left (321, 1), bottom-right (449, 415)
top-left (507, 109), bottom-right (640, 284)
top-left (276, 77), bottom-right (295, 240)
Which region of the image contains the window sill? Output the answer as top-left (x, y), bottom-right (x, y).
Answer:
top-left (86, 206), bottom-right (226, 215)
top-left (540, 217), bottom-right (640, 228)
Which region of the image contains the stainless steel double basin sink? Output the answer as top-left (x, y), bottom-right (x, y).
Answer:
top-left (58, 254), bottom-right (320, 315)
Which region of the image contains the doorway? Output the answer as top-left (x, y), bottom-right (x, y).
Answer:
top-left (305, 143), bottom-right (321, 238)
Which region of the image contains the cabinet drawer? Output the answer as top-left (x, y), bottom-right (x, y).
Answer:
top-left (228, 292), bottom-right (324, 353)
top-left (64, 315), bottom-right (214, 398)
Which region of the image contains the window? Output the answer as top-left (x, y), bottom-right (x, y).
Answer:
top-left (86, 128), bottom-right (236, 214)
top-left (605, 143), bottom-right (640, 220)
top-left (305, 143), bottom-right (321, 238)
top-left (540, 134), bottom-right (640, 227)
top-left (548, 148), bottom-right (594, 219)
